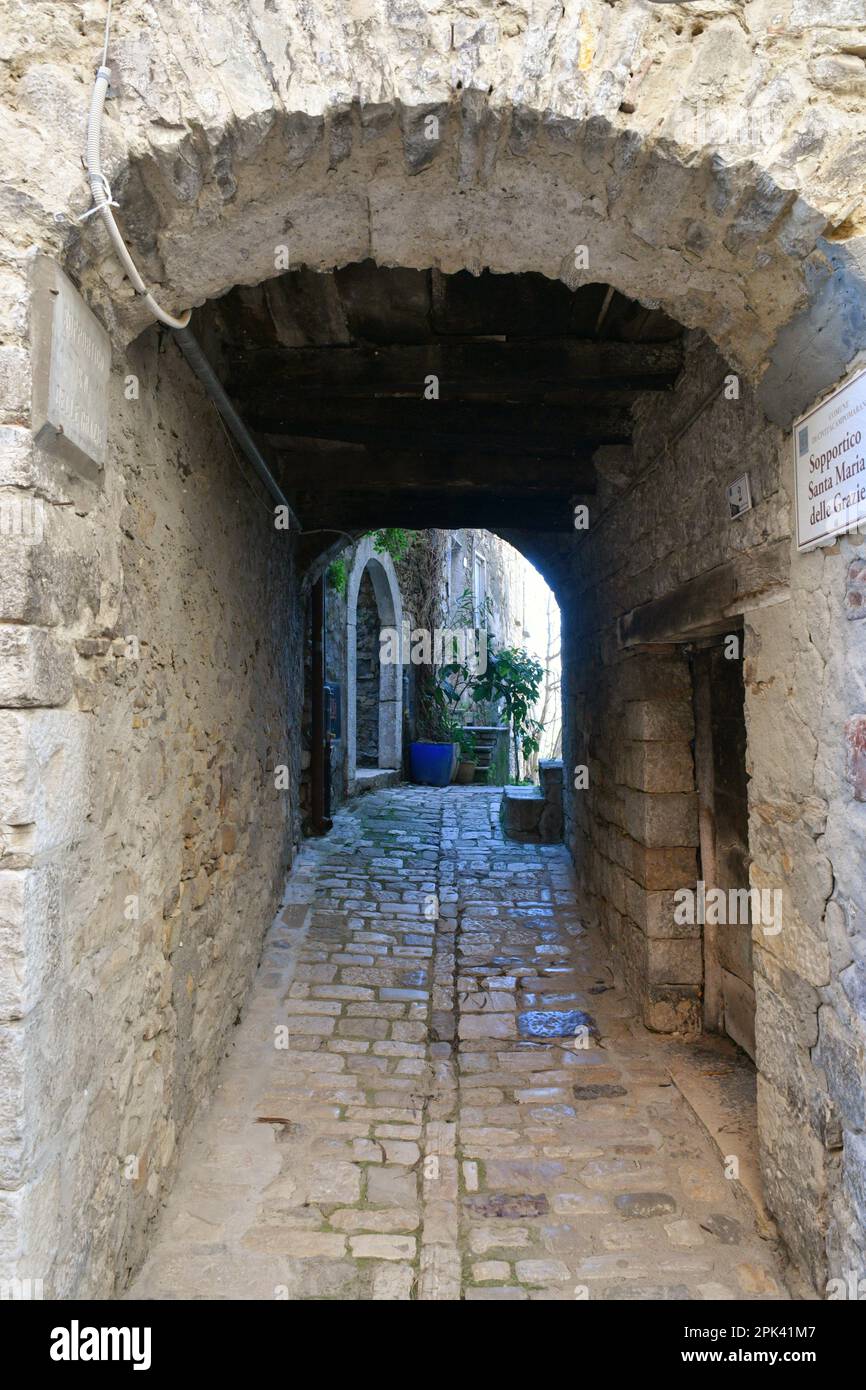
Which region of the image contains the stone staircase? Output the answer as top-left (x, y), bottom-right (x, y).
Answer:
top-left (463, 725), bottom-right (509, 784)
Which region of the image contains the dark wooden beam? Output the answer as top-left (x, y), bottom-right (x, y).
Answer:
top-left (226, 340), bottom-right (681, 400)
top-left (265, 446), bottom-right (597, 493)
top-left (618, 541), bottom-right (790, 647)
top-left (242, 400), bottom-right (632, 454)
top-left (289, 490), bottom-right (579, 532)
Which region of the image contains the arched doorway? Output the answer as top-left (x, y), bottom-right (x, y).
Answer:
top-left (345, 537), bottom-right (404, 794)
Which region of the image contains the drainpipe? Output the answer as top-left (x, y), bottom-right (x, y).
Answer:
top-left (172, 327), bottom-right (297, 519)
top-left (310, 576), bottom-right (332, 835)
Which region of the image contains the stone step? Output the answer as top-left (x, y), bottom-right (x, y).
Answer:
top-left (501, 761), bottom-right (563, 843)
top-left (353, 767), bottom-right (400, 795)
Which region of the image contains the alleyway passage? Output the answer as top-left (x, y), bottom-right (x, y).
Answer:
top-left (130, 787), bottom-right (792, 1301)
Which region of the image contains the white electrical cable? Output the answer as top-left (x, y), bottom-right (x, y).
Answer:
top-left (84, 2), bottom-right (190, 329)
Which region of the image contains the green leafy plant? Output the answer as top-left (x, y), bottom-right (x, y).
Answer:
top-left (327, 556), bottom-right (347, 595)
top-left (369, 528), bottom-right (412, 563)
top-left (448, 585), bottom-right (494, 632)
top-left (470, 644), bottom-right (545, 772)
top-left (415, 674), bottom-right (461, 744)
top-left (456, 728), bottom-right (477, 762)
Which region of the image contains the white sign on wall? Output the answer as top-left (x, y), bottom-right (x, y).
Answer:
top-left (30, 255), bottom-right (111, 481)
top-left (794, 365), bottom-right (866, 552)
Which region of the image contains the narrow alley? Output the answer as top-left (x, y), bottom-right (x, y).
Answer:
top-left (6, 0), bottom-right (866, 1340)
top-left (130, 787), bottom-right (792, 1303)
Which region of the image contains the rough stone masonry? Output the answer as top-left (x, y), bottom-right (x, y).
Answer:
top-left (0, 0), bottom-right (865, 1301)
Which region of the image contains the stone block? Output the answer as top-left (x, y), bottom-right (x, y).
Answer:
top-left (0, 711), bottom-right (88, 856)
top-left (628, 840), bottom-right (698, 889)
top-left (722, 970), bottom-right (756, 1061)
top-left (0, 626), bottom-right (72, 707)
top-left (750, 860), bottom-right (831, 989)
top-left (757, 1074), bottom-right (828, 1290)
top-left (842, 1131), bottom-right (866, 1231)
top-left (538, 760), bottom-right (564, 796)
top-left (537, 801), bottom-right (563, 841)
top-left (753, 974), bottom-right (821, 1129)
top-left (0, 863), bottom-right (62, 1020)
top-left (622, 788), bottom-right (698, 848)
top-left (642, 983), bottom-right (702, 1034)
top-left (0, 1021), bottom-right (25, 1187)
top-left (647, 936), bottom-right (703, 986)
top-left (501, 787), bottom-right (542, 841)
top-left (625, 877), bottom-right (699, 938)
top-left (623, 700), bottom-right (694, 742)
top-left (615, 739), bottom-right (694, 793)
top-left (815, 1004), bottom-right (865, 1133)
top-left (0, 1187), bottom-right (24, 1269)
top-left (602, 858), bottom-right (628, 916)
top-left (610, 655), bottom-right (691, 702)
top-left (0, 351), bottom-right (29, 424)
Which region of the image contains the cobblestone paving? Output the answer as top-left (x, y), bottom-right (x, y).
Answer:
top-left (130, 786), bottom-right (792, 1301)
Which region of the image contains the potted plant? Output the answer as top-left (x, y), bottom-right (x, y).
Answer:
top-left (455, 728), bottom-right (478, 785)
top-left (409, 678), bottom-right (460, 786)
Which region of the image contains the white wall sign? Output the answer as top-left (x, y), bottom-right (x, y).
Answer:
top-left (30, 255), bottom-right (111, 480)
top-left (794, 365), bottom-right (866, 552)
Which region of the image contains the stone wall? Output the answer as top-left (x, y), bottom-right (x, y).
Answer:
top-left (565, 331), bottom-right (790, 1030)
top-left (749, 505), bottom-right (866, 1288)
top-left (562, 330), bottom-right (866, 1290)
top-left (1, 321), bottom-right (301, 1297)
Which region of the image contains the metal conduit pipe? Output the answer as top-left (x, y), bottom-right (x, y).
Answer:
top-left (172, 327), bottom-right (298, 520)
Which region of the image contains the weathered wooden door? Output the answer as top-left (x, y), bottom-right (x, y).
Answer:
top-left (691, 636), bottom-right (756, 1059)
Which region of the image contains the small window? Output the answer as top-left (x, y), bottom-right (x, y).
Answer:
top-left (449, 542), bottom-right (465, 609)
top-left (473, 552), bottom-right (487, 616)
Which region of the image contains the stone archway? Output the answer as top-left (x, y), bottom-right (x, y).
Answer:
top-left (3, 0), bottom-right (866, 1301)
top-left (345, 538), bottom-right (404, 793)
top-left (52, 1), bottom-right (863, 426)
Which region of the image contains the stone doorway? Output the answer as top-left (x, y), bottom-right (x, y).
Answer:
top-left (355, 569), bottom-right (381, 769)
top-left (345, 538), bottom-right (404, 795)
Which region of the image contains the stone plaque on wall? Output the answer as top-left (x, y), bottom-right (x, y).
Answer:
top-left (30, 255), bottom-right (111, 480)
top-left (794, 364), bottom-right (866, 552)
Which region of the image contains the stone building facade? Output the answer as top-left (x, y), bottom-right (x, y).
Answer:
top-left (298, 527), bottom-right (541, 821)
top-left (0, 0), bottom-right (864, 1301)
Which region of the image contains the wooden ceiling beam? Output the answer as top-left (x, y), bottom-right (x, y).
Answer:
top-left (289, 491), bottom-right (579, 532)
top-left (225, 339), bottom-right (681, 399)
top-left (266, 448), bottom-right (596, 493)
top-left (243, 400), bottom-right (632, 454)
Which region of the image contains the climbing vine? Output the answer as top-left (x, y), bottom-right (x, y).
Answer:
top-left (327, 556), bottom-right (348, 595)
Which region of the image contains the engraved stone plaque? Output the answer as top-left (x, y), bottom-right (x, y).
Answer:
top-left (30, 255), bottom-right (111, 480)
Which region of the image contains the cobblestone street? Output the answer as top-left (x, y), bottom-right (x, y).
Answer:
top-left (130, 786), bottom-right (792, 1302)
